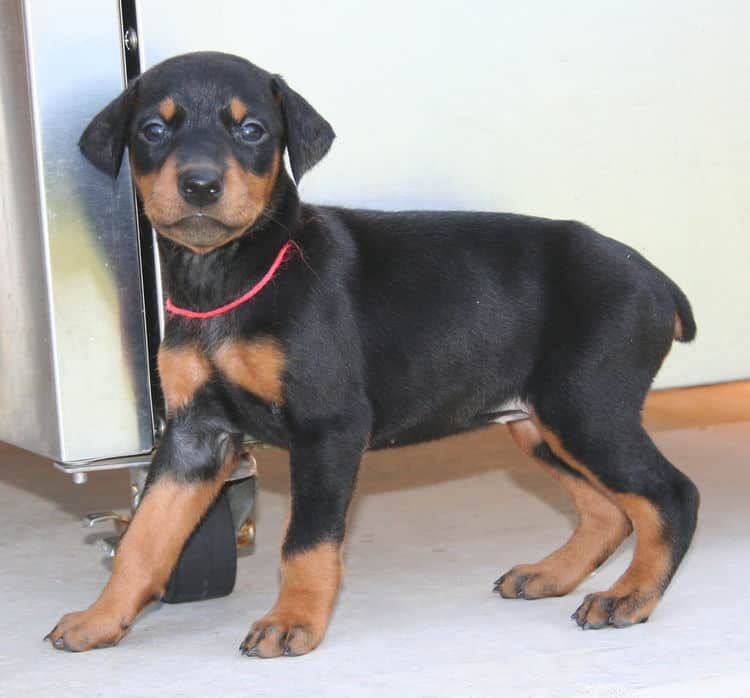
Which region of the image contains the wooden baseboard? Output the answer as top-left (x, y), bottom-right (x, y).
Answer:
top-left (644, 380), bottom-right (750, 431)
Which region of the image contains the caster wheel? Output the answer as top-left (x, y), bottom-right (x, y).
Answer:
top-left (162, 476), bottom-right (257, 604)
top-left (162, 485), bottom-right (237, 603)
top-left (85, 464), bottom-right (258, 604)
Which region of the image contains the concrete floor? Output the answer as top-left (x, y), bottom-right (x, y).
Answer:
top-left (1, 383), bottom-right (748, 697)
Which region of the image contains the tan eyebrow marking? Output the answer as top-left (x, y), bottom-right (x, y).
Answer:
top-left (158, 97), bottom-right (177, 122)
top-left (229, 97), bottom-right (248, 122)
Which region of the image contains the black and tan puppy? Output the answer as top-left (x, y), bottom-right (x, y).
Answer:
top-left (47, 52), bottom-right (699, 656)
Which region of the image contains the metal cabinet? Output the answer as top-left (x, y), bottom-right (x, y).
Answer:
top-left (0, 1), bottom-right (157, 468)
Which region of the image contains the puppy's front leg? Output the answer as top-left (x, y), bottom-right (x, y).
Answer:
top-left (241, 430), bottom-right (364, 658)
top-left (46, 420), bottom-right (240, 652)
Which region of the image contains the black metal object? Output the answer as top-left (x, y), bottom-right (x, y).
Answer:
top-left (119, 0), bottom-right (167, 439)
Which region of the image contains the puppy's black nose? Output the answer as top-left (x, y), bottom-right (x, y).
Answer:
top-left (179, 169), bottom-right (223, 207)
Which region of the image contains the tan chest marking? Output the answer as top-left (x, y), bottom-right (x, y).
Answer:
top-left (213, 337), bottom-right (286, 405)
top-left (157, 343), bottom-right (212, 413)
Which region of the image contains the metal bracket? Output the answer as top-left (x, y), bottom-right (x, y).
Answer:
top-left (54, 435), bottom-right (261, 480)
top-left (54, 454), bottom-right (153, 479)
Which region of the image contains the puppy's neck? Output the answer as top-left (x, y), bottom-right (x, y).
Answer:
top-left (157, 173), bottom-right (302, 317)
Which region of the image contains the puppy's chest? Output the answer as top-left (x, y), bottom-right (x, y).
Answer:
top-left (157, 337), bottom-right (285, 412)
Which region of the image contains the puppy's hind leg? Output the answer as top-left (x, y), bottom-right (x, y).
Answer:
top-left (495, 419), bottom-right (632, 600)
top-left (534, 399), bottom-right (699, 629)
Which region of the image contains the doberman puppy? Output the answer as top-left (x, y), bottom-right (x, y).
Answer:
top-left (47, 51), bottom-right (699, 656)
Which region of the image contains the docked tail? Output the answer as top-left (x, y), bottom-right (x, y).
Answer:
top-left (670, 282), bottom-right (697, 343)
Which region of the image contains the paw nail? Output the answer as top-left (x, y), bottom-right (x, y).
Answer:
top-left (53, 637), bottom-right (64, 649)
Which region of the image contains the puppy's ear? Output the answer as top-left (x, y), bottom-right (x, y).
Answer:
top-left (272, 76), bottom-right (335, 183)
top-left (79, 82), bottom-right (138, 178)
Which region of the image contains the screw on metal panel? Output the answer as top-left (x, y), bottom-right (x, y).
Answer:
top-left (72, 472), bottom-right (88, 485)
top-left (124, 27), bottom-right (138, 53)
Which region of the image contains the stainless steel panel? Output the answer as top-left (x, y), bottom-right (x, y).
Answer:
top-left (0, 0), bottom-right (154, 462)
top-left (0, 0), bottom-right (60, 458)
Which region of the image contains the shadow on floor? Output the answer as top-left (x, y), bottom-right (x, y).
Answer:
top-left (0, 442), bottom-right (130, 517)
top-left (0, 423), bottom-right (575, 529)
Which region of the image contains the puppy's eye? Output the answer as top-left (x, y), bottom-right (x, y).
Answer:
top-left (141, 120), bottom-right (168, 143)
top-left (237, 119), bottom-right (266, 144)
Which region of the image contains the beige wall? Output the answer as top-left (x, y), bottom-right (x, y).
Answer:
top-left (142, 1), bottom-right (749, 388)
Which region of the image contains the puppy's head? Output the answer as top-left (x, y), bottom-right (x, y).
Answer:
top-left (79, 51), bottom-right (334, 253)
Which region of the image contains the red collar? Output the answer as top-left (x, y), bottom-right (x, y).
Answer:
top-left (165, 240), bottom-right (299, 319)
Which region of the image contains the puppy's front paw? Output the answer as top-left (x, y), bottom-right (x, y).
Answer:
top-left (494, 563), bottom-right (574, 599)
top-left (572, 590), bottom-right (657, 629)
top-left (45, 607), bottom-right (130, 652)
top-left (240, 612), bottom-right (324, 658)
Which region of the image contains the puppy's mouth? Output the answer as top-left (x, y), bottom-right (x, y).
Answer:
top-left (155, 213), bottom-right (246, 252)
